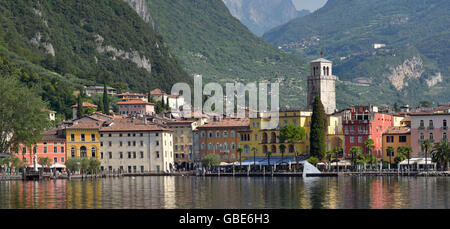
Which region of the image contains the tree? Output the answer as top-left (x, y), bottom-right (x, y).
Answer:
top-left (421, 139), bottom-right (432, 172)
top-left (419, 101), bottom-right (431, 108)
top-left (431, 140), bottom-right (449, 171)
top-left (393, 103), bottom-right (399, 112)
top-left (307, 156), bottom-right (319, 166)
top-left (102, 81), bottom-right (109, 114)
top-left (237, 147), bottom-right (243, 169)
top-left (0, 77), bottom-right (48, 156)
top-left (76, 93), bottom-right (84, 118)
top-left (38, 157), bottom-right (52, 170)
top-left (265, 151), bottom-right (272, 172)
top-left (10, 156), bottom-right (24, 172)
top-left (364, 139), bottom-right (375, 156)
top-left (349, 146), bottom-right (362, 170)
top-left (386, 146), bottom-right (395, 168)
top-left (88, 157), bottom-right (101, 174)
top-left (398, 146), bottom-right (413, 169)
top-left (201, 154), bottom-right (220, 171)
top-left (80, 157), bottom-right (90, 174)
top-left (251, 147), bottom-right (257, 171)
top-left (310, 96), bottom-right (327, 160)
top-left (278, 123), bottom-right (306, 164)
top-left (332, 146), bottom-right (343, 172)
top-left (65, 158), bottom-right (81, 174)
top-left (280, 144), bottom-right (286, 166)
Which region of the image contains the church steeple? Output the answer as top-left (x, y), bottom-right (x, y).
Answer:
top-left (307, 58), bottom-right (337, 115)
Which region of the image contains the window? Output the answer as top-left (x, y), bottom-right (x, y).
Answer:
top-left (54, 146), bottom-right (58, 153)
top-left (156, 151), bottom-right (160, 158)
top-left (429, 120), bottom-right (433, 127)
top-left (140, 141), bottom-right (144, 146)
top-left (429, 132), bottom-right (433, 140)
top-left (399, 136), bottom-right (407, 143)
top-left (71, 134), bottom-right (75, 141)
top-left (81, 134), bottom-right (85, 141)
top-left (215, 143), bottom-right (220, 150)
top-left (133, 152), bottom-right (136, 159)
top-left (208, 132), bottom-right (213, 138)
top-left (358, 136), bottom-right (362, 143)
top-left (216, 131), bottom-right (220, 138)
top-left (61, 157), bottom-right (64, 163)
top-left (201, 132), bottom-right (206, 138)
top-left (350, 136), bottom-right (354, 143)
top-left (231, 144), bottom-right (235, 150)
top-left (201, 144), bottom-right (205, 150)
top-left (420, 120), bottom-right (424, 127)
top-left (44, 147), bottom-right (47, 153)
top-left (140, 133), bottom-right (143, 137)
top-left (54, 157), bottom-right (57, 163)
top-left (109, 141), bottom-right (112, 147)
top-left (91, 147), bottom-right (96, 158)
top-left (208, 143), bottom-right (212, 150)
top-left (91, 134), bottom-right (96, 141)
top-left (140, 152), bottom-right (144, 158)
top-left (443, 132), bottom-right (447, 140)
top-left (223, 131), bottom-right (228, 138)
top-left (444, 120), bottom-right (447, 129)
top-left (141, 166), bottom-right (144, 173)
top-left (71, 147), bottom-right (75, 157)
top-left (119, 152), bottom-right (123, 159)
top-left (100, 152), bottom-right (104, 159)
top-left (156, 141), bottom-right (159, 146)
top-left (120, 141), bottom-right (123, 147)
top-left (108, 152), bottom-right (112, 159)
top-left (420, 133), bottom-right (424, 140)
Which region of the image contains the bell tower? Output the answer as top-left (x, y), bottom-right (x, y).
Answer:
top-left (307, 58), bottom-right (337, 114)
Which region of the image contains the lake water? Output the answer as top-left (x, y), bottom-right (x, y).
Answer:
top-left (0, 176), bottom-right (448, 209)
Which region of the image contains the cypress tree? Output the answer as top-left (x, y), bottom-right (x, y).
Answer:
top-left (76, 94), bottom-right (84, 119)
top-left (310, 96), bottom-right (327, 160)
top-left (103, 81), bottom-right (109, 114)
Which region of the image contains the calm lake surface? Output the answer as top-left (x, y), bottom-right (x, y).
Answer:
top-left (0, 176), bottom-right (448, 209)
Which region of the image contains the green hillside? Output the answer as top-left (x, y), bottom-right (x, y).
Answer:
top-left (125, 0), bottom-right (309, 108)
top-left (0, 0), bottom-right (191, 117)
top-left (264, 0), bottom-right (450, 108)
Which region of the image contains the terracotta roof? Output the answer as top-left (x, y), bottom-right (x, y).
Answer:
top-left (165, 120), bottom-right (195, 126)
top-left (383, 126), bottom-right (411, 135)
top-left (41, 129), bottom-right (65, 142)
top-left (150, 88), bottom-right (166, 95)
top-left (117, 100), bottom-right (154, 105)
top-left (66, 121), bottom-right (103, 130)
top-left (72, 102), bottom-right (98, 108)
top-left (168, 94), bottom-right (181, 98)
top-left (401, 116), bottom-right (411, 122)
top-left (198, 119), bottom-right (250, 129)
top-left (100, 119), bottom-right (169, 132)
top-left (117, 93), bottom-right (145, 97)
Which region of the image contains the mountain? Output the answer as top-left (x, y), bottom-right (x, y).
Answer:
top-left (264, 0), bottom-right (450, 107)
top-left (125, 0), bottom-right (309, 108)
top-left (223, 0), bottom-right (310, 36)
top-left (0, 0), bottom-right (191, 117)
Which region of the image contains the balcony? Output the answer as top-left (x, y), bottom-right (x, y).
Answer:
top-left (443, 126), bottom-right (448, 130)
top-left (428, 126), bottom-right (434, 130)
top-left (418, 126), bottom-right (425, 130)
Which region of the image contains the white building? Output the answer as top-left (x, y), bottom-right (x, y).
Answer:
top-left (168, 94), bottom-right (185, 110)
top-left (99, 118), bottom-right (174, 173)
top-left (307, 58), bottom-right (337, 115)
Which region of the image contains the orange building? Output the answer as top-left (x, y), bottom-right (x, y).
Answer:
top-left (382, 126), bottom-right (411, 164)
top-left (196, 119), bottom-right (250, 162)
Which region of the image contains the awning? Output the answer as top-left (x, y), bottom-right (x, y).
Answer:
top-left (27, 163), bottom-right (42, 168)
top-left (219, 162), bottom-right (233, 166)
top-left (50, 163), bottom-right (66, 168)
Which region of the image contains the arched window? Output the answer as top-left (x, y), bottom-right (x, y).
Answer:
top-left (223, 131), bottom-right (228, 138)
top-left (231, 131), bottom-right (235, 138)
top-left (262, 133), bottom-right (268, 143)
top-left (327, 67), bottom-right (330, 76)
top-left (271, 132), bottom-right (277, 143)
top-left (420, 120), bottom-right (424, 127)
top-left (208, 143), bottom-right (212, 150)
top-left (429, 132), bottom-right (433, 141)
top-left (271, 145), bottom-right (277, 153)
top-left (201, 144), bottom-right (205, 150)
top-left (323, 66), bottom-right (326, 75)
top-left (289, 145), bottom-right (295, 153)
top-left (444, 120), bottom-right (447, 128)
top-left (208, 131), bottom-right (213, 138)
top-left (216, 131), bottom-right (220, 138)
top-left (420, 133), bottom-right (424, 140)
top-left (223, 143), bottom-right (228, 150)
top-left (443, 132), bottom-right (447, 140)
top-left (91, 147), bottom-right (97, 158)
top-left (429, 120), bottom-right (433, 127)
top-left (80, 146), bottom-right (87, 157)
top-left (263, 145), bottom-right (268, 154)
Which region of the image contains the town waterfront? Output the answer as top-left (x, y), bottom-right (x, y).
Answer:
top-left (0, 176), bottom-right (448, 209)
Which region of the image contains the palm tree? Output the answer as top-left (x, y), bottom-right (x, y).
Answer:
top-left (431, 140), bottom-right (449, 171)
top-left (421, 139), bottom-right (432, 172)
top-left (265, 151), bottom-right (272, 172)
top-left (398, 146), bottom-right (413, 170)
top-left (279, 144), bottom-right (286, 166)
top-left (364, 139), bottom-right (375, 156)
top-left (386, 146), bottom-right (395, 169)
top-left (237, 147), bottom-right (243, 170)
top-left (251, 147), bottom-right (257, 171)
top-left (332, 146), bottom-right (342, 172)
top-left (349, 146), bottom-right (362, 171)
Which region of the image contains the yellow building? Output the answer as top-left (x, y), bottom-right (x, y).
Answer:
top-left (243, 110), bottom-right (312, 161)
top-left (382, 126), bottom-right (411, 164)
top-left (326, 115), bottom-right (344, 154)
top-left (65, 121), bottom-right (102, 159)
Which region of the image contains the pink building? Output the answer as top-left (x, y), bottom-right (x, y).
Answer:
top-left (343, 105), bottom-right (394, 159)
top-left (13, 129), bottom-right (66, 167)
top-left (410, 110), bottom-right (449, 157)
top-left (118, 100), bottom-right (155, 116)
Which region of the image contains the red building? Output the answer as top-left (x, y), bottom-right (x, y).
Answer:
top-left (343, 105), bottom-right (394, 159)
top-left (13, 129), bottom-right (66, 167)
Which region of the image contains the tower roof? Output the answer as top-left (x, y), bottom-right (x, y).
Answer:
top-left (310, 58), bottom-right (332, 63)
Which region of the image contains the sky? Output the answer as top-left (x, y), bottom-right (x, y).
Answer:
top-left (291, 0), bottom-right (327, 12)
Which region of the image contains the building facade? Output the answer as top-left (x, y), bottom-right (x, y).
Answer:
top-left (166, 120), bottom-right (195, 170)
top-left (410, 111), bottom-right (449, 157)
top-left (343, 106), bottom-right (394, 159)
top-left (196, 119), bottom-right (250, 162)
top-left (382, 126), bottom-right (411, 163)
top-left (65, 121), bottom-right (102, 160)
top-left (117, 100), bottom-right (155, 116)
top-left (99, 119), bottom-right (174, 173)
top-left (307, 58), bottom-right (337, 115)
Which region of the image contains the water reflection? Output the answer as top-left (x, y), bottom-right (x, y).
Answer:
top-left (0, 176), bottom-right (448, 209)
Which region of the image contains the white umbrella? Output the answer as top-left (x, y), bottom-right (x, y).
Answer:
top-left (50, 163), bottom-right (66, 169)
top-left (28, 163), bottom-right (42, 168)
